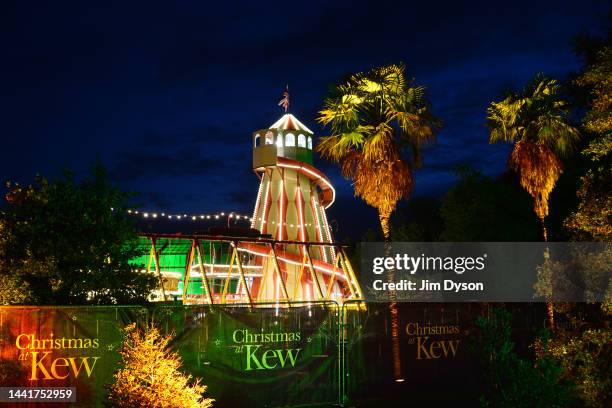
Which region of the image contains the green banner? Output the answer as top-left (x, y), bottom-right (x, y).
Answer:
top-left (152, 302), bottom-right (341, 407)
top-left (0, 303), bottom-right (341, 407)
top-left (0, 306), bottom-right (147, 407)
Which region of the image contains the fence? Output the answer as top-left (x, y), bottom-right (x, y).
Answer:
top-left (0, 302), bottom-right (546, 407)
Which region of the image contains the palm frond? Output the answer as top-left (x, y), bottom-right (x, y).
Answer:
top-left (362, 123), bottom-right (395, 163)
top-left (536, 115), bottom-right (581, 157)
top-left (487, 97), bottom-right (524, 143)
top-left (391, 86), bottom-right (439, 150)
top-left (316, 134), bottom-right (357, 162)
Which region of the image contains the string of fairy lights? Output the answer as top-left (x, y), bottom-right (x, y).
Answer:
top-left (121, 209), bottom-right (321, 229)
top-left (125, 209), bottom-right (253, 222)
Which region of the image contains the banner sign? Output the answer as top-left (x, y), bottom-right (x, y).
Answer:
top-left (0, 306), bottom-right (147, 407)
top-left (1, 303), bottom-right (550, 406)
top-left (151, 302), bottom-right (341, 407)
top-left (342, 302), bottom-right (545, 404)
top-left (0, 304), bottom-right (339, 407)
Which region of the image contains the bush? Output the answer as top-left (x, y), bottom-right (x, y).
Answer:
top-left (108, 323), bottom-right (213, 408)
top-left (475, 308), bottom-right (574, 408)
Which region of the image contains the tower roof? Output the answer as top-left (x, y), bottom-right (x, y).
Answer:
top-left (269, 113), bottom-right (313, 134)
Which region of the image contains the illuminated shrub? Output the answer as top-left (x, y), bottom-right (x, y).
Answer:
top-left (108, 323), bottom-right (213, 408)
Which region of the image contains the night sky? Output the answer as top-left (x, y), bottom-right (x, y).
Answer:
top-left (1, 1), bottom-right (609, 237)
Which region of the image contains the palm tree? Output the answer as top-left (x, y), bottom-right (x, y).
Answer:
top-left (317, 63), bottom-right (439, 381)
top-left (317, 63), bottom-right (439, 240)
top-left (487, 75), bottom-right (580, 328)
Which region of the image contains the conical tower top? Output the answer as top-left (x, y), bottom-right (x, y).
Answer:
top-left (269, 113), bottom-right (313, 134)
top-left (253, 93), bottom-right (315, 167)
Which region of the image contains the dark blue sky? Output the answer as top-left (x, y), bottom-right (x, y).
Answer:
top-left (1, 0), bottom-right (609, 236)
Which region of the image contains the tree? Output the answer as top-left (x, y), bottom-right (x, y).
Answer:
top-left (487, 75), bottom-right (581, 329)
top-left (108, 323), bottom-right (213, 408)
top-left (317, 63), bottom-right (439, 240)
top-left (317, 63), bottom-right (439, 381)
top-left (565, 46), bottom-right (612, 241)
top-left (439, 169), bottom-right (540, 241)
top-left (390, 197), bottom-right (442, 242)
top-left (487, 75), bottom-right (581, 242)
top-left (0, 164), bottom-right (157, 305)
top-left (543, 41), bottom-right (611, 408)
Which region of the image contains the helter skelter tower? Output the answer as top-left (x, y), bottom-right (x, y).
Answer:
top-left (243, 105), bottom-right (363, 304)
top-left (136, 94), bottom-right (362, 305)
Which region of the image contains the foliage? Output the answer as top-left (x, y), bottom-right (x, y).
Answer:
top-left (532, 243), bottom-right (611, 407)
top-left (576, 47), bottom-right (612, 136)
top-left (108, 323), bottom-right (213, 408)
top-left (536, 328), bottom-right (611, 407)
top-left (487, 75), bottom-right (580, 229)
top-left (0, 164), bottom-right (157, 305)
top-left (317, 63), bottom-right (439, 239)
top-left (439, 169), bottom-right (540, 241)
top-left (534, 58), bottom-right (612, 401)
top-left (565, 47), bottom-right (612, 241)
top-left (0, 274), bottom-right (32, 305)
top-left (474, 308), bottom-right (574, 408)
top-left (390, 197), bottom-right (442, 241)
top-left (534, 245), bottom-right (611, 307)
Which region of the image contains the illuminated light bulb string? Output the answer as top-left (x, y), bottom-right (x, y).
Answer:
top-left (117, 207), bottom-right (317, 229)
top-left (124, 209), bottom-right (253, 222)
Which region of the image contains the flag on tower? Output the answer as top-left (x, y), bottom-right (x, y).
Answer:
top-left (278, 86), bottom-right (289, 112)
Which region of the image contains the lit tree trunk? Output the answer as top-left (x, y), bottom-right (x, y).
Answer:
top-left (541, 216), bottom-right (554, 330)
top-left (379, 210), bottom-right (391, 242)
top-left (379, 209), bottom-right (403, 381)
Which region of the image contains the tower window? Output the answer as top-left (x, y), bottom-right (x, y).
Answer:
top-left (265, 131), bottom-right (274, 145)
top-left (298, 134), bottom-right (306, 147)
top-left (285, 133), bottom-right (295, 147)
top-left (307, 136), bottom-right (313, 149)
top-left (276, 134), bottom-right (283, 147)
top-left (254, 134), bottom-right (260, 147)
